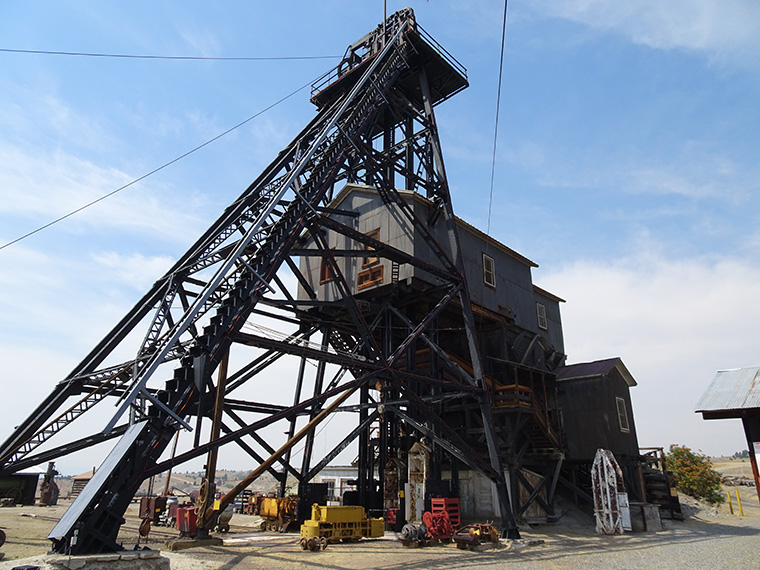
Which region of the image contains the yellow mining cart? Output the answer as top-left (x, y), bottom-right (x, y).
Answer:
top-left (258, 496), bottom-right (299, 532)
top-left (300, 504), bottom-right (384, 545)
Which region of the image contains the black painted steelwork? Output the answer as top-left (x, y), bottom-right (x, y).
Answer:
top-left (0, 8), bottom-right (568, 553)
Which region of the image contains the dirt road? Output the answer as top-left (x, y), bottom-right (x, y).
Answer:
top-left (1, 487), bottom-right (759, 569)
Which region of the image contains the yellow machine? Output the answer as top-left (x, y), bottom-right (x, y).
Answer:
top-left (300, 504), bottom-right (384, 544)
top-left (258, 496), bottom-right (299, 532)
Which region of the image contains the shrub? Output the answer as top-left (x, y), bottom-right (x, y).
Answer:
top-left (665, 444), bottom-right (725, 505)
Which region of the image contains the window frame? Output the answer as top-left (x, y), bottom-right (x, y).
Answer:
top-left (536, 302), bottom-right (548, 330)
top-left (362, 228), bottom-right (380, 268)
top-left (319, 254), bottom-right (334, 284)
top-left (616, 396), bottom-right (630, 433)
top-left (357, 264), bottom-right (384, 290)
top-left (482, 253), bottom-right (496, 288)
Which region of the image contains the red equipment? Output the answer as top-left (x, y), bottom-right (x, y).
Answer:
top-left (422, 510), bottom-right (453, 540)
top-left (177, 507), bottom-right (198, 537)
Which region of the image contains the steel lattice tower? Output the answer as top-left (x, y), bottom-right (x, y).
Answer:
top-left (0, 9), bottom-right (570, 553)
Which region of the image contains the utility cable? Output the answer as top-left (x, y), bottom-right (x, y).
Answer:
top-left (477, 0), bottom-right (509, 347)
top-left (486, 0), bottom-right (509, 238)
top-left (0, 79), bottom-right (316, 251)
top-left (0, 48), bottom-right (339, 61)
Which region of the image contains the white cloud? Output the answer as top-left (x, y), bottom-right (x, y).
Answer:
top-left (0, 241), bottom-right (186, 474)
top-left (91, 251), bottom-right (175, 291)
top-left (528, 0), bottom-right (760, 67)
top-left (0, 144), bottom-right (128, 217)
top-left (178, 27), bottom-right (222, 58)
top-left (626, 167), bottom-right (715, 199)
top-left (622, 142), bottom-right (752, 201)
top-left (0, 141), bottom-right (208, 246)
top-left (527, 138), bottom-right (756, 206)
top-left (539, 251), bottom-right (760, 455)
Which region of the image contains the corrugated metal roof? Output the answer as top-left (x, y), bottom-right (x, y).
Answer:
top-left (694, 367), bottom-right (760, 412)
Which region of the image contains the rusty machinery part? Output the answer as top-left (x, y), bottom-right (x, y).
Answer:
top-left (195, 479), bottom-right (212, 526)
top-left (3, 488), bottom-right (21, 503)
top-left (422, 511), bottom-right (453, 540)
top-left (299, 536), bottom-right (328, 551)
top-left (400, 522), bottom-right (428, 542)
top-left (259, 496), bottom-right (298, 533)
top-left (138, 518), bottom-right (151, 537)
top-left (216, 501), bottom-right (233, 533)
top-left (197, 479), bottom-right (210, 506)
top-left (453, 523), bottom-right (500, 549)
top-left (452, 533), bottom-right (480, 550)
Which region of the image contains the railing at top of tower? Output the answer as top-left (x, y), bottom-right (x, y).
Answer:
top-left (414, 22), bottom-right (467, 80)
top-left (310, 8), bottom-right (467, 103)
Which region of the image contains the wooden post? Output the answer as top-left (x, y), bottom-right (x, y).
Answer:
top-left (735, 489), bottom-right (744, 516)
top-left (197, 350), bottom-right (230, 533)
top-left (741, 416), bottom-right (760, 505)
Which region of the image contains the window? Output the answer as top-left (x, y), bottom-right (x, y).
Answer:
top-left (483, 253), bottom-right (495, 288)
top-left (536, 303), bottom-right (548, 330)
top-left (319, 255), bottom-right (333, 284)
top-left (362, 228), bottom-right (380, 268)
top-left (357, 264), bottom-right (384, 290)
top-left (326, 479), bottom-right (336, 500)
top-left (616, 397), bottom-right (630, 432)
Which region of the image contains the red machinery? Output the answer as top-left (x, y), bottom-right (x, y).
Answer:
top-left (177, 507), bottom-right (198, 537)
top-left (422, 511), bottom-right (454, 540)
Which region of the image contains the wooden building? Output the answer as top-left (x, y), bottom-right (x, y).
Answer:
top-left (298, 183), bottom-right (566, 371)
top-left (555, 357), bottom-right (639, 462)
top-left (298, 184), bottom-right (567, 522)
top-left (70, 468), bottom-right (96, 499)
top-left (296, 184), bottom-right (652, 523)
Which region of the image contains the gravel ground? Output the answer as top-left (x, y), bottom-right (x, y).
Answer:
top-left (160, 510), bottom-right (760, 570)
top-left (1, 487), bottom-right (759, 570)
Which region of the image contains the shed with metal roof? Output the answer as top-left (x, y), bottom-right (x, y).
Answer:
top-left (695, 367), bottom-right (760, 500)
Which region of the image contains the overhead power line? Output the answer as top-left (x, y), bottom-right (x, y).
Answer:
top-left (0, 79), bottom-right (316, 251)
top-left (486, 0), bottom-right (509, 238)
top-left (0, 48), bottom-right (340, 61)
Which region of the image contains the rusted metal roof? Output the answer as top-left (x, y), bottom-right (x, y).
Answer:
top-left (694, 367), bottom-right (760, 413)
top-left (555, 357), bottom-right (636, 387)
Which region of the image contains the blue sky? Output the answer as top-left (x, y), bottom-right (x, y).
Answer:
top-left (1, 1), bottom-right (759, 474)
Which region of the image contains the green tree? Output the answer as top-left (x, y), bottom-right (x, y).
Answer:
top-left (665, 444), bottom-right (724, 505)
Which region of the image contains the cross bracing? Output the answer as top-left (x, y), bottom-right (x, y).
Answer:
top-left (0, 9), bottom-right (568, 554)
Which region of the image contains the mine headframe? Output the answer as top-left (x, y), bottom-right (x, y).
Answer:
top-left (0, 8), bottom-right (523, 554)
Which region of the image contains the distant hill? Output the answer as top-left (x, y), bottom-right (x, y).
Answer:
top-left (135, 468), bottom-right (284, 497)
top-left (55, 468), bottom-right (287, 499)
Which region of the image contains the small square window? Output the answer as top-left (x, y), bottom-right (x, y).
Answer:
top-left (536, 303), bottom-right (548, 330)
top-left (616, 397), bottom-right (630, 433)
top-left (483, 253), bottom-right (495, 288)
